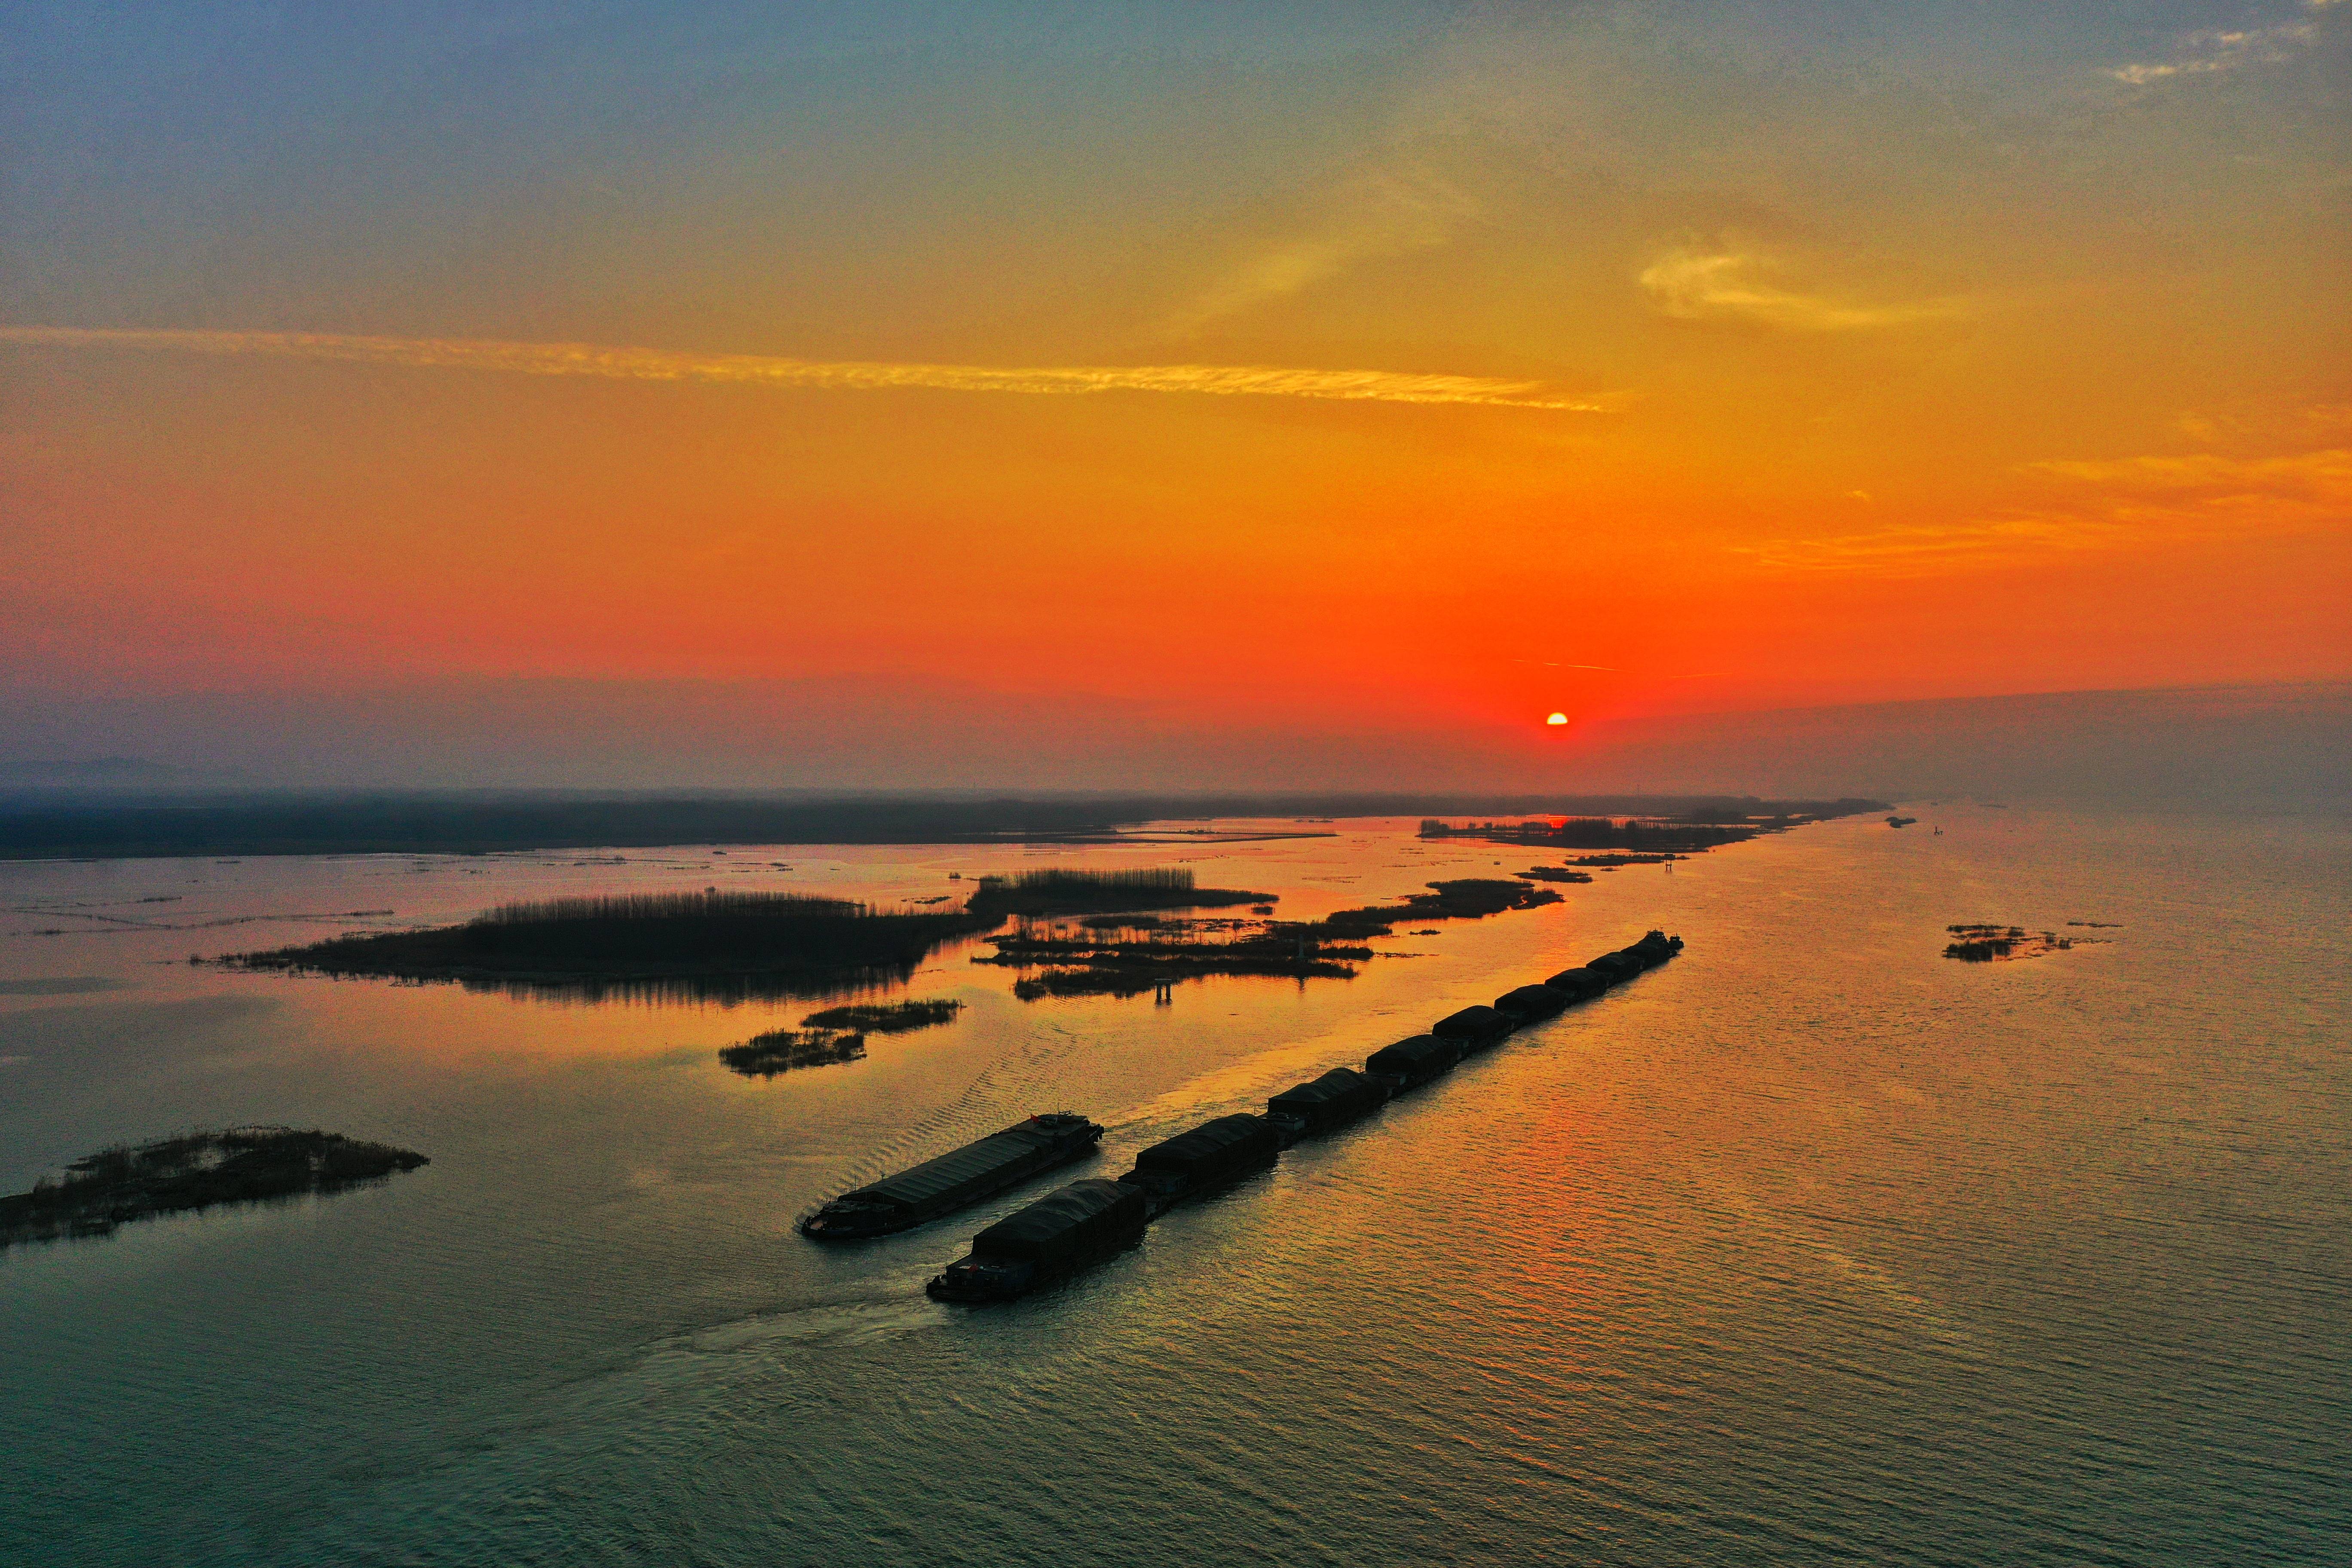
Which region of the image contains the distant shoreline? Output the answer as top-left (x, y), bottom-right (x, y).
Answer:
top-left (0, 792), bottom-right (1886, 862)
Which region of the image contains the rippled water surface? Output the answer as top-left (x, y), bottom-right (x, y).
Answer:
top-left (4, 809), bottom-right (2346, 1565)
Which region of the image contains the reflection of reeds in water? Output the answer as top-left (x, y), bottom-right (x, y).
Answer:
top-left (479, 890), bottom-right (850, 924)
top-left (450, 966), bottom-right (932, 1008)
top-left (1003, 868), bottom-right (1194, 893)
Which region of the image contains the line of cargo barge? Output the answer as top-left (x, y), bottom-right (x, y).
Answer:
top-left (923, 928), bottom-right (1685, 1303)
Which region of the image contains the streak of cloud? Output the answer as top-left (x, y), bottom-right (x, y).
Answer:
top-left (1164, 161), bottom-right (1481, 337)
top-left (1638, 247), bottom-right (1963, 333)
top-left (1727, 516), bottom-right (2131, 577)
top-left (0, 326), bottom-right (1605, 413)
top-left (2106, 0), bottom-right (2340, 86)
top-left (2029, 447), bottom-right (2352, 497)
top-left (1729, 443), bottom-right (2350, 578)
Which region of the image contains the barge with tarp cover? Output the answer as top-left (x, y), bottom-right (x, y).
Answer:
top-left (1432, 1004), bottom-right (1513, 1047)
top-left (1117, 1113), bottom-right (1282, 1210)
top-left (1492, 985), bottom-right (1567, 1025)
top-left (1366, 1033), bottom-right (1460, 1090)
top-left (1544, 966), bottom-right (1610, 1001)
top-left (1586, 950), bottom-right (1645, 982)
top-left (926, 1178), bottom-right (1148, 1301)
top-left (922, 932), bottom-right (1690, 1304)
top-left (1267, 1067), bottom-right (1387, 1142)
top-left (1587, 929), bottom-right (1684, 982)
top-left (800, 1112), bottom-right (1103, 1239)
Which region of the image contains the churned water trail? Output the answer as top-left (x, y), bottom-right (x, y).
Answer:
top-left (2, 810), bottom-right (2346, 1565)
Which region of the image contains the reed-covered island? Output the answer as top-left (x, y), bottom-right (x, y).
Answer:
top-left (1942, 923), bottom-right (2103, 962)
top-left (215, 875), bottom-right (1281, 999)
top-left (2, 1127), bottom-right (429, 1247)
top-left (718, 998), bottom-right (968, 1077)
top-left (978, 878), bottom-right (1565, 998)
top-left (801, 998), bottom-right (964, 1033)
top-left (720, 1029), bottom-right (870, 1076)
top-left (963, 867), bottom-right (1274, 919)
top-left (217, 890), bottom-right (999, 995)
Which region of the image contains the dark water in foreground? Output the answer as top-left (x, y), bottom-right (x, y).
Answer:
top-left (3, 809), bottom-right (2346, 1565)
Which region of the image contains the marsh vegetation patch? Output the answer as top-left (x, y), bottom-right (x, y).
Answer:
top-left (214, 890), bottom-right (996, 993)
top-left (3, 1128), bottom-right (429, 1247)
top-left (1943, 923), bottom-right (2112, 962)
top-left (979, 878), bottom-right (1565, 1000)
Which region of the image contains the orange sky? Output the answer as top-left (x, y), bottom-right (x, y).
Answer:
top-left (2, 4), bottom-right (2345, 772)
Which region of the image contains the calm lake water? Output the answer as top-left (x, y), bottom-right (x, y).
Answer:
top-left (3, 808), bottom-right (2346, 1566)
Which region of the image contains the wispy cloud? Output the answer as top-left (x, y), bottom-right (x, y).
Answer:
top-left (1728, 515), bottom-right (2132, 576)
top-left (1733, 438), bottom-right (2350, 577)
top-left (1638, 247), bottom-right (1962, 333)
top-left (2028, 447), bottom-right (2352, 496)
top-left (0, 326), bottom-right (1605, 413)
top-left (1164, 161), bottom-right (1481, 337)
top-left (2106, 0), bottom-right (2340, 85)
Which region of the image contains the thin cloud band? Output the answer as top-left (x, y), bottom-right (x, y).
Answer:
top-left (0, 326), bottom-right (1602, 413)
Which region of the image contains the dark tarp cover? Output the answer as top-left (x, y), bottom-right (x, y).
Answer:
top-left (970, 1178), bottom-right (1145, 1264)
top-left (1366, 1033), bottom-right (1458, 1081)
top-left (1130, 1113), bottom-right (1280, 1179)
top-left (1269, 1067), bottom-right (1381, 1127)
top-left (1433, 1004), bottom-right (1511, 1040)
top-left (1493, 985), bottom-right (1566, 1021)
top-left (843, 1118), bottom-right (1074, 1217)
top-left (1544, 967), bottom-right (1610, 999)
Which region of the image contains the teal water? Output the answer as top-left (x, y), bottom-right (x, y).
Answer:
top-left (3, 809), bottom-right (2346, 1565)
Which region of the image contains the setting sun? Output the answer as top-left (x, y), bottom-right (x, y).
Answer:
top-left (1546, 713), bottom-right (1569, 726)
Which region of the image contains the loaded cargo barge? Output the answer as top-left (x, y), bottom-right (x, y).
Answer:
top-left (926, 1178), bottom-right (1148, 1301)
top-left (800, 1112), bottom-right (1103, 1239)
top-left (1117, 1113), bottom-right (1282, 1215)
top-left (927, 930), bottom-right (1685, 1302)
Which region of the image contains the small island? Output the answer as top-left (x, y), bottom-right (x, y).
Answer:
top-left (962, 867), bottom-right (1274, 919)
top-left (214, 890), bottom-right (997, 998)
top-left (1942, 923), bottom-right (2107, 962)
top-left (800, 997), bottom-right (963, 1033)
top-left (212, 877), bottom-right (1280, 1000)
top-left (720, 1029), bottom-right (868, 1076)
top-left (720, 996), bottom-right (964, 1077)
top-left (1305, 878), bottom-right (1563, 940)
top-left (980, 928), bottom-right (1372, 998)
top-left (2, 1127), bottom-right (429, 1247)
top-left (977, 878), bottom-right (1563, 998)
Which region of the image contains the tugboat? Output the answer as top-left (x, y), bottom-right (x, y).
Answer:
top-left (800, 1112), bottom-right (1103, 1240)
